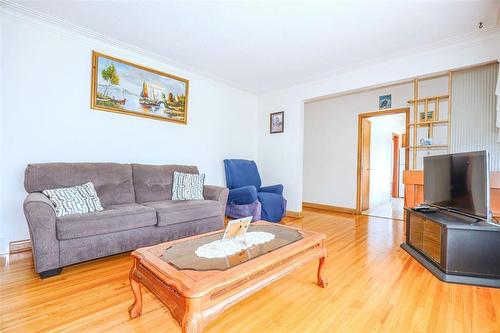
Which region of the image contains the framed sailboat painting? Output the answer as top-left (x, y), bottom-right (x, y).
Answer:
top-left (91, 51), bottom-right (189, 124)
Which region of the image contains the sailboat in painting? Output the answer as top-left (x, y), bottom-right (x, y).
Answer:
top-left (139, 81), bottom-right (160, 107)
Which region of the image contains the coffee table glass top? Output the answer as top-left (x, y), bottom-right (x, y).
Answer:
top-left (160, 224), bottom-right (303, 271)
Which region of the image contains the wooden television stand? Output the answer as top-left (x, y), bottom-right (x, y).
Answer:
top-left (401, 208), bottom-right (500, 288)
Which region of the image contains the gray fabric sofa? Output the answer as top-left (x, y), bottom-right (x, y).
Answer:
top-left (23, 163), bottom-right (228, 278)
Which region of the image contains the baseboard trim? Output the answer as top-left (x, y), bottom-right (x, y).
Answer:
top-left (286, 210), bottom-right (303, 218)
top-left (302, 202), bottom-right (356, 214)
top-left (9, 239), bottom-right (32, 254)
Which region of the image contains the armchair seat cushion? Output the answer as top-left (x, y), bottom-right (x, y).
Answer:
top-left (56, 203), bottom-right (156, 240)
top-left (143, 200), bottom-right (221, 227)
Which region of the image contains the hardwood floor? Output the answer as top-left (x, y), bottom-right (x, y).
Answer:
top-left (362, 197), bottom-right (405, 220)
top-left (1, 208), bottom-right (499, 332)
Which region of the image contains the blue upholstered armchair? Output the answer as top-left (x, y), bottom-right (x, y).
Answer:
top-left (224, 159), bottom-right (286, 222)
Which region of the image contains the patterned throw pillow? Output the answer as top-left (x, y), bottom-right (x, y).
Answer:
top-left (171, 172), bottom-right (205, 201)
top-left (42, 182), bottom-right (104, 217)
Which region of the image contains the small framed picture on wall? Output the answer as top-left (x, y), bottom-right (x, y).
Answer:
top-left (379, 94), bottom-right (391, 109)
top-left (270, 111), bottom-right (284, 134)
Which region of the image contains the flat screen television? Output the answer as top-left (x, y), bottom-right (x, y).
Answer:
top-left (424, 151), bottom-right (490, 220)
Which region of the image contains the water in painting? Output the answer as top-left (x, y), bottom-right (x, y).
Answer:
top-left (95, 55), bottom-right (187, 121)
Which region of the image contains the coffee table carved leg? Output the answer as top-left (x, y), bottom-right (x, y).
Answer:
top-left (128, 264), bottom-right (143, 319)
top-left (317, 256), bottom-right (328, 288)
top-left (181, 302), bottom-right (204, 333)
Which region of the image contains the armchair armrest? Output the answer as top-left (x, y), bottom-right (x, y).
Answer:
top-left (259, 184), bottom-right (284, 195)
top-left (23, 193), bottom-right (60, 273)
top-left (203, 185), bottom-right (229, 214)
top-left (228, 185), bottom-right (258, 205)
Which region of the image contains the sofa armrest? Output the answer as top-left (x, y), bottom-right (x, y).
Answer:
top-left (259, 184), bottom-right (284, 195)
top-left (203, 185), bottom-right (229, 214)
top-left (23, 193), bottom-right (60, 273)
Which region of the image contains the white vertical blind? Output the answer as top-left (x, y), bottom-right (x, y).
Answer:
top-left (451, 62), bottom-right (500, 171)
top-left (496, 61), bottom-right (500, 141)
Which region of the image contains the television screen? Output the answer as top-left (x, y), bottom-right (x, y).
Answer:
top-left (424, 151), bottom-right (489, 219)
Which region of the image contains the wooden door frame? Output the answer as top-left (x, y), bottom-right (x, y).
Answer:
top-left (356, 107), bottom-right (410, 214)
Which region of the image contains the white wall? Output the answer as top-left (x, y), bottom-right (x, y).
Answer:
top-left (0, 11), bottom-right (4, 251)
top-left (0, 11), bottom-right (258, 254)
top-left (368, 114), bottom-right (405, 208)
top-left (259, 30), bottom-right (500, 212)
top-left (303, 83), bottom-right (411, 208)
top-left (303, 76), bottom-right (450, 210)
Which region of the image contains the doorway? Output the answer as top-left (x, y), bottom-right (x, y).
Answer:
top-left (356, 108), bottom-right (409, 220)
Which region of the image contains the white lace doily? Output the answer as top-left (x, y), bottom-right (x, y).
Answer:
top-left (195, 232), bottom-right (275, 259)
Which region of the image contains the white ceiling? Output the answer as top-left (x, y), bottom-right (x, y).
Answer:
top-left (11, 1), bottom-right (500, 93)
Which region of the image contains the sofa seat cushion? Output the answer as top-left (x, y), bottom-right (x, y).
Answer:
top-left (56, 203), bottom-right (157, 240)
top-left (143, 200), bottom-right (221, 227)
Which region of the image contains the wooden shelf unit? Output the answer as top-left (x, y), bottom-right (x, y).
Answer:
top-left (406, 94), bottom-right (449, 104)
top-left (408, 74), bottom-right (451, 169)
top-left (409, 120), bottom-right (448, 126)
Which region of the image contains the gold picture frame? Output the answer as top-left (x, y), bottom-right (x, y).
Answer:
top-left (91, 51), bottom-right (189, 124)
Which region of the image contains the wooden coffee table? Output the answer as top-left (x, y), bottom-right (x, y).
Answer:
top-left (128, 221), bottom-right (327, 333)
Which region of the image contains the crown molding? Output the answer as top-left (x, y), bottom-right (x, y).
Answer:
top-left (0, 0), bottom-right (256, 95)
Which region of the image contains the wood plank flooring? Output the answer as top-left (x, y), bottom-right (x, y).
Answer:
top-left (362, 197), bottom-right (405, 220)
top-left (1, 208), bottom-right (499, 332)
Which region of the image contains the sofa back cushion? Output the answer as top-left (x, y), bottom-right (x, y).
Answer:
top-left (132, 164), bottom-right (199, 203)
top-left (25, 163), bottom-right (135, 206)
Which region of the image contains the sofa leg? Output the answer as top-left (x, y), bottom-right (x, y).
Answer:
top-left (39, 268), bottom-right (62, 279)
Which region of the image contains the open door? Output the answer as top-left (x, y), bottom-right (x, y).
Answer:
top-left (391, 133), bottom-right (400, 198)
top-left (360, 118), bottom-right (371, 211)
